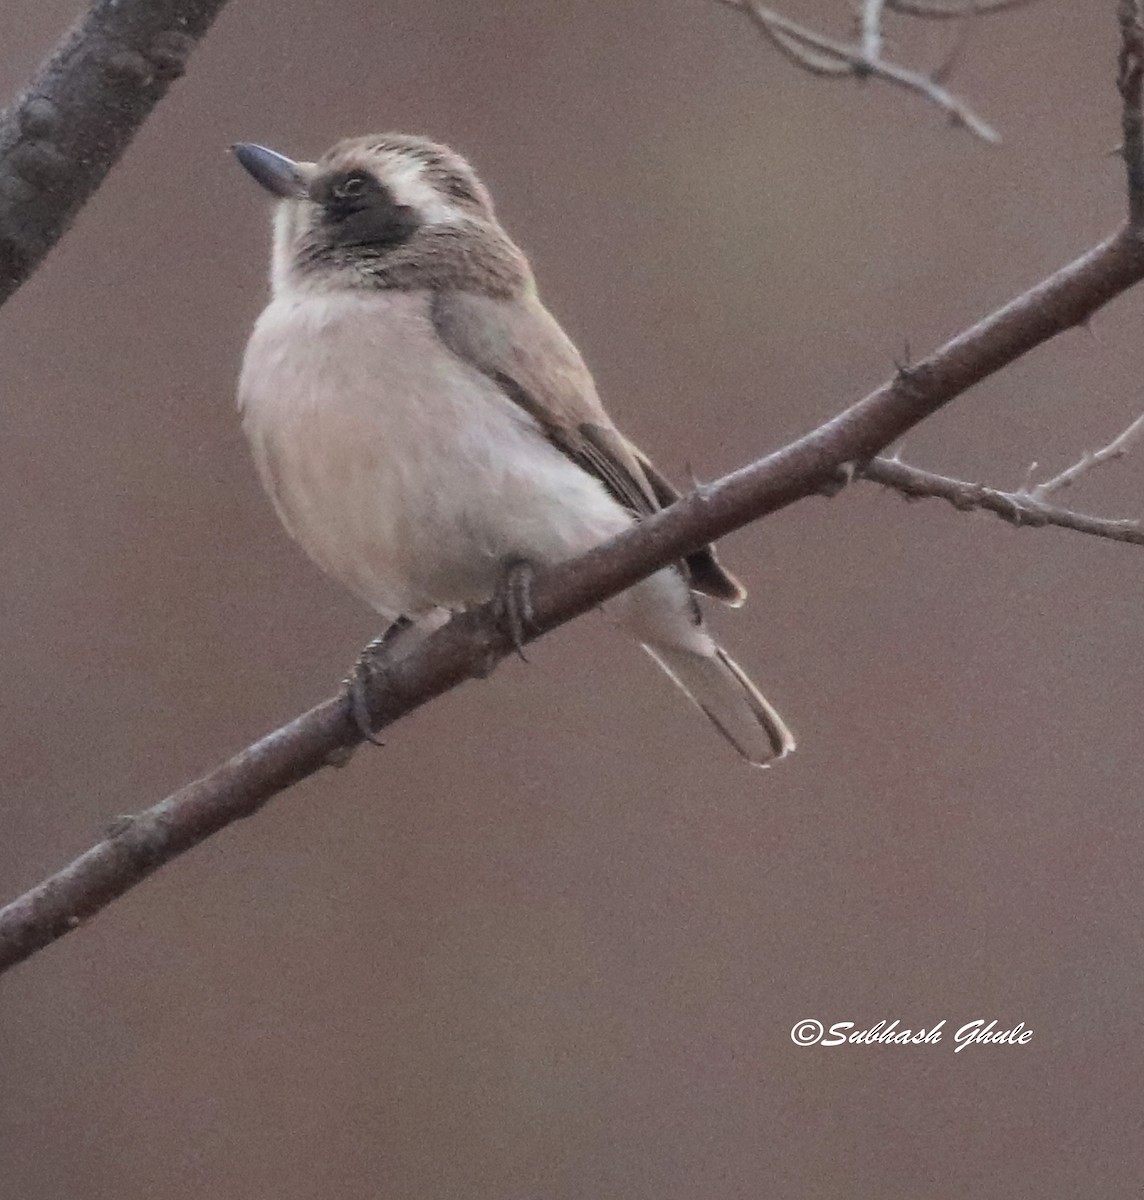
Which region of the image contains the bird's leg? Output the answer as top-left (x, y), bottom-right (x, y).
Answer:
top-left (492, 558), bottom-right (538, 662)
top-left (342, 615), bottom-right (414, 746)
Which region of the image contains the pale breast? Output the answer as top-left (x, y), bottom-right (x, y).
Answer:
top-left (237, 287), bottom-right (630, 619)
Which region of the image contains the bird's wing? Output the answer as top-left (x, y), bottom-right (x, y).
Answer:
top-left (431, 289), bottom-right (656, 513)
top-left (430, 289), bottom-right (744, 606)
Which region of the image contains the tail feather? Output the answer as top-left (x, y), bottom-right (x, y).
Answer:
top-left (643, 643), bottom-right (796, 767)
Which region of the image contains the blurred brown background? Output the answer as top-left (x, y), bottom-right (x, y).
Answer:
top-left (2, 1), bottom-right (1141, 1196)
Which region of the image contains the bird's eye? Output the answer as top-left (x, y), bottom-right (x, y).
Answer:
top-left (333, 172), bottom-right (370, 200)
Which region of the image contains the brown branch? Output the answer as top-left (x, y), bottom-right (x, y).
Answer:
top-left (1119, 0), bottom-right (1144, 225)
top-left (860, 456), bottom-right (1144, 545)
top-left (0, 0), bottom-right (231, 307)
top-left (3, 225), bottom-right (1144, 976)
top-left (714, 0), bottom-right (1003, 142)
top-left (887, 0), bottom-right (1041, 18)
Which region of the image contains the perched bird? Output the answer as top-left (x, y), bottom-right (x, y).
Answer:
top-left (233, 134), bottom-right (795, 765)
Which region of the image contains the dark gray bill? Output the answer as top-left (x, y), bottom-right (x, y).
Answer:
top-left (231, 143), bottom-right (307, 198)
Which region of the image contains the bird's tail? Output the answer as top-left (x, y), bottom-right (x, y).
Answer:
top-left (642, 642), bottom-right (796, 767)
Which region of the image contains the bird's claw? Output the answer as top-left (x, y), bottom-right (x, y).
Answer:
top-left (342, 617), bottom-right (412, 746)
top-left (494, 559), bottom-right (538, 662)
top-left (344, 637), bottom-right (387, 746)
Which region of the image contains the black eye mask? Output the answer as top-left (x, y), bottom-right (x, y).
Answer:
top-left (313, 171), bottom-right (421, 252)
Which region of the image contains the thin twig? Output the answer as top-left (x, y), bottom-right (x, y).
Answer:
top-left (0, 0), bottom-right (231, 307)
top-left (3, 224), bottom-right (1144, 976)
top-left (744, 10), bottom-right (853, 75)
top-left (931, 7), bottom-right (979, 86)
top-left (861, 456), bottom-right (1144, 545)
top-left (888, 0), bottom-right (1041, 18)
top-left (1032, 410), bottom-right (1144, 497)
top-left (715, 0), bottom-right (1002, 142)
top-left (862, 0), bottom-right (888, 63)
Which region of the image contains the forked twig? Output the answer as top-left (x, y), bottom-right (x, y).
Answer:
top-left (1031, 410), bottom-right (1144, 497)
top-left (863, 400), bottom-right (1144, 536)
top-left (715, 0), bottom-right (1046, 142)
top-left (861, 455), bottom-right (1144, 545)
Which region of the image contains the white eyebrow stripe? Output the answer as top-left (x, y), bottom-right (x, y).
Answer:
top-left (384, 155), bottom-right (463, 226)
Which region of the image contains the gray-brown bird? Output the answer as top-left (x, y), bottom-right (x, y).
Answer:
top-left (234, 134), bottom-right (795, 765)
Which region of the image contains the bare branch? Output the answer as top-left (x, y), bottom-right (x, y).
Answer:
top-left (860, 456), bottom-right (1144, 545)
top-left (862, 0), bottom-right (888, 63)
top-left (714, 0), bottom-right (1002, 142)
top-left (1119, 0), bottom-right (1144, 225)
top-left (931, 7), bottom-right (979, 86)
top-left (3, 223), bottom-right (1144, 976)
top-left (734, 3), bottom-right (853, 75)
top-left (1032, 410), bottom-right (1144, 497)
top-left (0, 0), bottom-right (231, 307)
top-left (747, 13), bottom-right (854, 76)
top-left (887, 0), bottom-right (1041, 18)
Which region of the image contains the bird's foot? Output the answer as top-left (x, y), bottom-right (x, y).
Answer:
top-left (493, 558), bottom-right (538, 662)
top-left (342, 616), bottom-right (412, 746)
top-left (344, 637), bottom-right (389, 747)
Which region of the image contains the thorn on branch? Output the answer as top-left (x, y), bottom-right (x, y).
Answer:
top-left (892, 358), bottom-right (935, 403)
top-left (893, 339), bottom-right (914, 376)
top-left (1017, 460), bottom-right (1039, 494)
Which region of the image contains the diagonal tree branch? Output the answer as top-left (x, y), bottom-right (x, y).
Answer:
top-left (0, 0), bottom-right (232, 307)
top-left (2, 223), bottom-right (1144, 976)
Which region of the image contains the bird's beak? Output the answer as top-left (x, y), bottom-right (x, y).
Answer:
top-left (231, 143), bottom-right (312, 199)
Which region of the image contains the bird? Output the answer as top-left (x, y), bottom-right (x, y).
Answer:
top-left (232, 134), bottom-right (795, 765)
